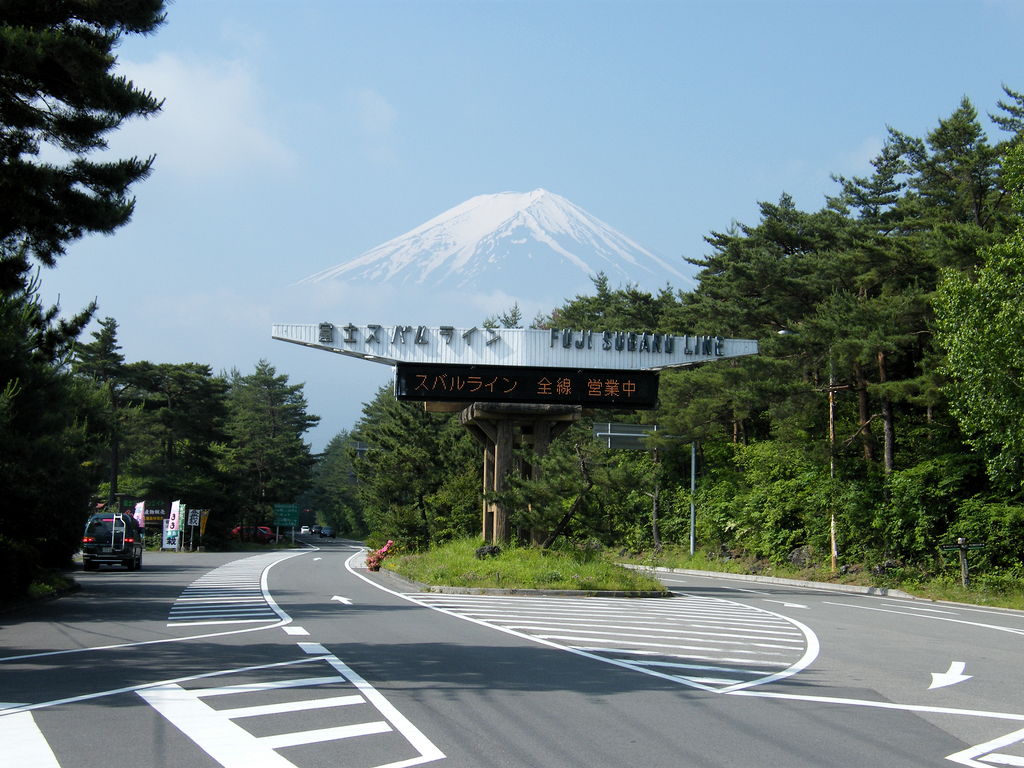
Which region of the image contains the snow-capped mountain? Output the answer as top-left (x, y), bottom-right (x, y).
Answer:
top-left (298, 189), bottom-right (690, 293)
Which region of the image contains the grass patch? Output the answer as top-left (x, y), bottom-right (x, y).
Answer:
top-left (386, 538), bottom-right (667, 593)
top-left (618, 545), bottom-right (1024, 610)
top-left (26, 569), bottom-right (77, 602)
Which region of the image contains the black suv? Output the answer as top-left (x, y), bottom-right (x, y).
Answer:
top-left (82, 513), bottom-right (144, 571)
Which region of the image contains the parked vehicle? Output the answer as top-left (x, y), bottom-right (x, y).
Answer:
top-left (319, 526), bottom-right (336, 538)
top-left (82, 512), bottom-right (144, 571)
top-left (231, 525), bottom-right (277, 543)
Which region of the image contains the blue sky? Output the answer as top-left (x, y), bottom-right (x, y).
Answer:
top-left (37, 0), bottom-right (1024, 451)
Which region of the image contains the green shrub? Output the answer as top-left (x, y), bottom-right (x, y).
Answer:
top-left (0, 536), bottom-right (40, 601)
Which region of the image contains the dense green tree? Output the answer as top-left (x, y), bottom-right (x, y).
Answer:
top-left (219, 361), bottom-right (319, 525)
top-left (125, 361), bottom-right (230, 507)
top-left (73, 316), bottom-right (127, 501)
top-left (310, 430), bottom-right (364, 536)
top-left (0, 1), bottom-right (164, 596)
top-left (0, 0), bottom-right (164, 290)
top-left (0, 275), bottom-right (100, 579)
top-left (935, 144), bottom-right (1024, 495)
top-left (351, 386), bottom-right (476, 547)
top-left (906, 98), bottom-right (1002, 233)
top-left (543, 273), bottom-right (677, 332)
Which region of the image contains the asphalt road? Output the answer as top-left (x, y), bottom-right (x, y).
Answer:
top-left (2, 538), bottom-right (1023, 767)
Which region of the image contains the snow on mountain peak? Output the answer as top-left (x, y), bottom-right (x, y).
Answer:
top-left (298, 189), bottom-right (689, 293)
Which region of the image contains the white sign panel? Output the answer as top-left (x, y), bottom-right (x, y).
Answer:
top-left (272, 323), bottom-right (758, 371)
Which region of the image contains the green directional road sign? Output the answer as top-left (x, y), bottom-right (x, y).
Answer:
top-left (273, 503), bottom-right (299, 527)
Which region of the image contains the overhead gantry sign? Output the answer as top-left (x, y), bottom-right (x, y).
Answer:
top-left (272, 322), bottom-right (759, 543)
top-left (271, 323), bottom-right (758, 371)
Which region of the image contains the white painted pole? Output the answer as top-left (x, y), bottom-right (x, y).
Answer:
top-left (689, 441), bottom-right (697, 556)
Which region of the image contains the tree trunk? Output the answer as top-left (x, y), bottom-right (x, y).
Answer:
top-left (854, 362), bottom-right (876, 463)
top-left (649, 482), bottom-right (662, 552)
top-left (877, 351), bottom-right (895, 474)
top-left (541, 443), bottom-right (592, 549)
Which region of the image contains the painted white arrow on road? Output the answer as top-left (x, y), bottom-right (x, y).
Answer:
top-left (765, 600), bottom-right (808, 609)
top-left (930, 661), bottom-right (971, 689)
top-left (331, 595), bottom-right (353, 605)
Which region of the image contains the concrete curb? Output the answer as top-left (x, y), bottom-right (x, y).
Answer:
top-left (365, 565), bottom-right (671, 598)
top-left (423, 585), bottom-right (673, 598)
top-left (622, 564), bottom-right (916, 598)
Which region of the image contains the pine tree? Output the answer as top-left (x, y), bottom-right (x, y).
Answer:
top-left (220, 361), bottom-right (319, 523)
top-left (311, 431), bottom-right (364, 536)
top-left (0, 274), bottom-right (100, 572)
top-left (126, 361), bottom-right (230, 507)
top-left (0, 0), bottom-right (165, 291)
top-left (989, 84), bottom-right (1024, 139)
top-left (73, 317), bottom-right (127, 501)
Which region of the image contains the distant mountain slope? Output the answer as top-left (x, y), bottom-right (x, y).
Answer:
top-left (298, 189), bottom-right (690, 292)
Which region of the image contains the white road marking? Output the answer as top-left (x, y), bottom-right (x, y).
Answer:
top-left (946, 724), bottom-right (1024, 766)
top-left (823, 601), bottom-right (1024, 636)
top-left (930, 661), bottom-right (973, 690)
top-left (167, 553), bottom-right (293, 627)
top-left (331, 595), bottom-right (353, 605)
top-left (314, 650), bottom-right (446, 768)
top-left (134, 647), bottom-right (444, 768)
top-left (881, 602), bottom-right (959, 614)
top-left (731, 688), bottom-right (1024, 722)
top-left (282, 626), bottom-right (309, 636)
top-left (140, 684), bottom-right (300, 768)
top-left (764, 599), bottom-right (808, 609)
top-left (170, 618), bottom-right (285, 627)
top-left (0, 552), bottom-right (310, 664)
top-left (217, 694), bottom-right (365, 718)
top-left (0, 711), bottom-right (61, 767)
top-left (374, 574), bottom-right (817, 693)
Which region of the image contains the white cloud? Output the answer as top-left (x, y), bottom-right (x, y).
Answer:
top-left (109, 53), bottom-right (296, 180)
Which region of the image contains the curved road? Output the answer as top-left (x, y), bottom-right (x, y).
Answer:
top-left (2, 538), bottom-right (1022, 767)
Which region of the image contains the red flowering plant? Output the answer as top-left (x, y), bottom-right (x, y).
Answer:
top-left (365, 540), bottom-right (395, 571)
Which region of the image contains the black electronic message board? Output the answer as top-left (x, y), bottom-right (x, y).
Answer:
top-left (395, 363), bottom-right (658, 409)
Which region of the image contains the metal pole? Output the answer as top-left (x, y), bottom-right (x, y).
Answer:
top-left (958, 537), bottom-right (970, 587)
top-left (828, 359), bottom-right (838, 573)
top-left (689, 441), bottom-right (697, 556)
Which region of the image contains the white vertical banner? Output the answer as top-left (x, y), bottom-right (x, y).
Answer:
top-left (165, 500), bottom-right (182, 550)
top-left (134, 501), bottom-right (146, 531)
top-left (161, 519), bottom-right (176, 550)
